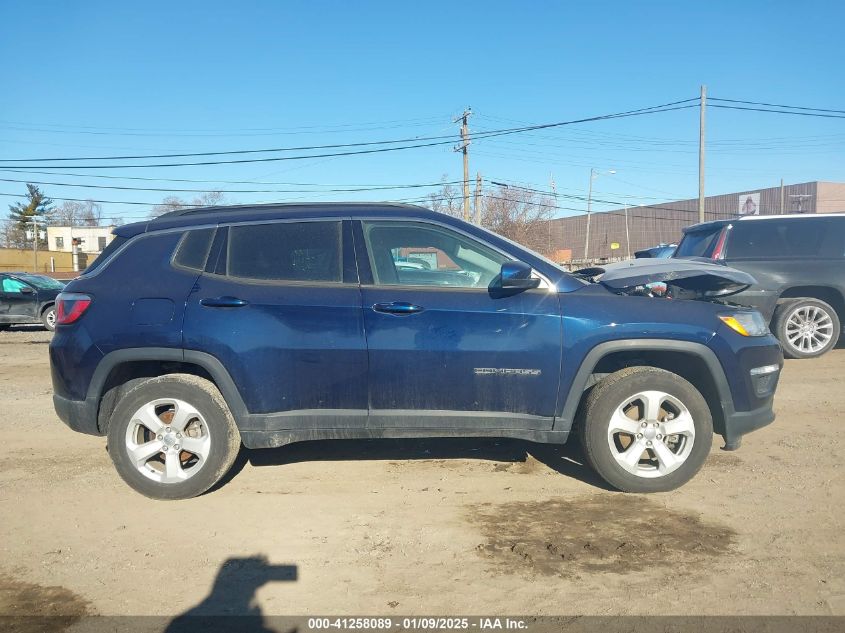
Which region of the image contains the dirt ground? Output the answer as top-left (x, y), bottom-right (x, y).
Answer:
top-left (0, 326), bottom-right (843, 622)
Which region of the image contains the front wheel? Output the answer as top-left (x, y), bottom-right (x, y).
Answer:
top-left (578, 367), bottom-right (713, 493)
top-left (107, 374), bottom-right (241, 500)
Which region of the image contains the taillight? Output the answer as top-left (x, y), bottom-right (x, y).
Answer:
top-left (711, 228), bottom-right (728, 260)
top-left (56, 293), bottom-right (92, 325)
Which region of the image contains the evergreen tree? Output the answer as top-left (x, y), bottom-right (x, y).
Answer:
top-left (7, 184), bottom-right (54, 247)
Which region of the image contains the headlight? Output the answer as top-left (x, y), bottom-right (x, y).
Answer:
top-left (718, 311), bottom-right (768, 337)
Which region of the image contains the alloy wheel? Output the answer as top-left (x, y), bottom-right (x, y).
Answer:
top-left (606, 390), bottom-right (696, 478)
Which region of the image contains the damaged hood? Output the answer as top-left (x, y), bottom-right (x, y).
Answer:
top-left (576, 258), bottom-right (757, 298)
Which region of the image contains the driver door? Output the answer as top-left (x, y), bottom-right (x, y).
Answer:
top-left (355, 219), bottom-right (562, 430)
top-left (0, 275), bottom-right (37, 322)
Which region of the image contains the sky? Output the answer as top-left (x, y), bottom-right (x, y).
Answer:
top-left (0, 0), bottom-right (843, 224)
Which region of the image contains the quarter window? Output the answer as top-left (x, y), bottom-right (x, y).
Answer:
top-left (227, 221), bottom-right (342, 282)
top-left (173, 228), bottom-right (216, 271)
top-left (362, 221), bottom-right (507, 288)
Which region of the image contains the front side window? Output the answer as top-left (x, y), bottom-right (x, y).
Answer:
top-left (1, 277), bottom-right (29, 293)
top-left (362, 221), bottom-right (508, 288)
top-left (227, 221), bottom-right (342, 282)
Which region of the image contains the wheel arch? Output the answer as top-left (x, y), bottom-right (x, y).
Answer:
top-left (39, 301), bottom-right (55, 315)
top-left (777, 286), bottom-right (845, 320)
top-left (89, 348), bottom-right (248, 434)
top-left (557, 340), bottom-right (733, 437)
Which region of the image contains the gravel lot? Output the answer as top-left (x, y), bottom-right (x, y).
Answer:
top-left (0, 326), bottom-right (843, 621)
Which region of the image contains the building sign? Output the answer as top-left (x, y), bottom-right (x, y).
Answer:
top-left (738, 192), bottom-right (760, 215)
top-left (610, 242), bottom-right (620, 250)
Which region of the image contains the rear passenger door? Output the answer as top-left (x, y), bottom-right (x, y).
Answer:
top-left (182, 219), bottom-right (368, 425)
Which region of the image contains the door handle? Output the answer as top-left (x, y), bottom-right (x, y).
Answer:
top-left (372, 301), bottom-right (424, 315)
top-left (200, 296), bottom-right (249, 308)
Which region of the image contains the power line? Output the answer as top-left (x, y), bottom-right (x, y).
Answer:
top-left (0, 176), bottom-right (464, 195)
top-left (708, 97), bottom-right (845, 114)
top-left (0, 100), bottom-right (698, 169)
top-left (708, 104), bottom-right (845, 119)
top-left (0, 168), bottom-right (458, 188)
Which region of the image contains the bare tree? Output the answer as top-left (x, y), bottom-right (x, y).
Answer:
top-left (149, 191), bottom-right (226, 219)
top-left (53, 200), bottom-right (103, 227)
top-left (424, 176), bottom-right (462, 218)
top-left (480, 184), bottom-right (554, 255)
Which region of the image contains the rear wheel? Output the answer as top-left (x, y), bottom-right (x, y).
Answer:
top-left (106, 374), bottom-right (241, 500)
top-left (773, 298), bottom-right (840, 359)
top-left (578, 366), bottom-right (713, 493)
top-left (41, 305), bottom-right (56, 331)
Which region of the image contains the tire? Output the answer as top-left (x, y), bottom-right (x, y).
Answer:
top-left (106, 374), bottom-right (241, 500)
top-left (41, 305), bottom-right (57, 331)
top-left (773, 298), bottom-right (840, 359)
top-left (577, 366), bottom-right (713, 493)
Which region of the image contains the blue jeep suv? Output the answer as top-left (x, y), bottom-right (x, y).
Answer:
top-left (50, 203), bottom-right (783, 499)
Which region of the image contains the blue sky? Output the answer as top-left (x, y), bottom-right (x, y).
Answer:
top-left (0, 0), bottom-right (843, 223)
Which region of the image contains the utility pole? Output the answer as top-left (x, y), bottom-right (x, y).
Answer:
top-left (584, 168), bottom-right (616, 261)
top-left (453, 108), bottom-right (472, 221)
top-left (549, 173), bottom-right (557, 256)
top-left (698, 85), bottom-right (707, 224)
top-left (624, 203), bottom-right (631, 259)
top-left (780, 179), bottom-right (785, 214)
top-left (473, 172), bottom-right (482, 225)
top-left (27, 216), bottom-right (44, 273)
top-left (584, 168), bottom-right (595, 261)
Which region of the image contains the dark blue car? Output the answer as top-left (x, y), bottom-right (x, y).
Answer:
top-left (50, 203), bottom-right (783, 499)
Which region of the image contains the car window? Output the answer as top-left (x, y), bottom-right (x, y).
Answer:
top-left (1, 277), bottom-right (29, 293)
top-left (362, 221), bottom-right (508, 288)
top-left (80, 235), bottom-right (126, 275)
top-left (675, 227), bottom-right (723, 258)
top-left (226, 221), bottom-right (342, 282)
top-left (728, 219), bottom-right (842, 259)
top-left (173, 228), bottom-right (216, 271)
top-left (15, 274), bottom-right (64, 290)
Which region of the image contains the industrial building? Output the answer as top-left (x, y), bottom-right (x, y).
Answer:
top-left (547, 180), bottom-right (845, 263)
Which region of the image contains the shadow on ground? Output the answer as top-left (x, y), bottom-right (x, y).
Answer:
top-left (216, 436), bottom-right (614, 492)
top-left (165, 556), bottom-right (298, 633)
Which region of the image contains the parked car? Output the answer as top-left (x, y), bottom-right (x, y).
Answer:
top-left (0, 272), bottom-right (65, 331)
top-left (674, 214), bottom-right (845, 359)
top-left (50, 203), bottom-right (782, 499)
top-left (634, 244), bottom-right (677, 259)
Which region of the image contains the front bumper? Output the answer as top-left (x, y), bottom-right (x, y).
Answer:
top-left (721, 401), bottom-right (775, 450)
top-left (53, 393), bottom-right (102, 436)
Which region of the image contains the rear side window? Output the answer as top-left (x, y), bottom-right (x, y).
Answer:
top-left (675, 227), bottom-right (723, 258)
top-left (80, 235), bottom-right (127, 275)
top-left (728, 219), bottom-right (842, 259)
top-left (173, 228), bottom-right (215, 271)
top-left (226, 221), bottom-right (342, 282)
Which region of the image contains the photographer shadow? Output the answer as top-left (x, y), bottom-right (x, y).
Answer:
top-left (165, 556), bottom-right (298, 633)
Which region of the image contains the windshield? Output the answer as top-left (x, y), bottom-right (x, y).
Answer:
top-left (675, 226), bottom-right (724, 258)
top-left (15, 274), bottom-right (65, 290)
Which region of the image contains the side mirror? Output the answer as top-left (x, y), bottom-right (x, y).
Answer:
top-left (20, 286), bottom-right (34, 294)
top-left (499, 260), bottom-right (541, 290)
